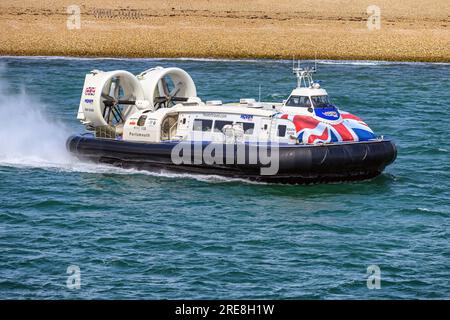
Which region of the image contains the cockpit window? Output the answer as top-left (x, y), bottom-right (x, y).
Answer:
top-left (285, 96), bottom-right (311, 108)
top-left (311, 95), bottom-right (333, 108)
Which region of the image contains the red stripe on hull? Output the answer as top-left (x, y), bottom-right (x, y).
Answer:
top-left (331, 123), bottom-right (355, 141)
top-left (308, 127), bottom-right (329, 144)
top-left (341, 113), bottom-right (362, 121)
top-left (292, 115), bottom-right (320, 132)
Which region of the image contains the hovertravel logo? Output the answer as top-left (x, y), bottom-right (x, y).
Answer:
top-left (323, 111), bottom-right (338, 117)
top-left (170, 130), bottom-right (280, 176)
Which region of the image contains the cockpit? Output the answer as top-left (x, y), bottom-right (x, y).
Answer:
top-left (285, 95), bottom-right (334, 108)
top-left (285, 95), bottom-right (312, 108)
top-left (311, 95), bottom-right (333, 108)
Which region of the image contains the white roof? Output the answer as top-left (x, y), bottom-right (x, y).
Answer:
top-left (290, 87), bottom-right (328, 97)
top-left (168, 103), bottom-right (276, 117)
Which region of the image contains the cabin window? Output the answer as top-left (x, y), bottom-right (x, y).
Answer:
top-left (236, 122), bottom-right (255, 135)
top-left (213, 120), bottom-right (233, 133)
top-left (263, 124), bottom-right (268, 130)
top-left (137, 115), bottom-right (147, 126)
top-left (311, 95), bottom-right (333, 108)
top-left (277, 125), bottom-right (287, 137)
top-left (193, 119), bottom-right (213, 132)
top-left (285, 95), bottom-right (311, 108)
top-left (181, 118), bottom-right (186, 124)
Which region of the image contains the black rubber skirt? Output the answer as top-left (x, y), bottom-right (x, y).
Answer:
top-left (66, 134), bottom-right (397, 184)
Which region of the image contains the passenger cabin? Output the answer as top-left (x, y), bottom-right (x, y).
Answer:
top-left (123, 101), bottom-right (298, 144)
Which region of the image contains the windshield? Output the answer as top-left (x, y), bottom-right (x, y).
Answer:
top-left (285, 96), bottom-right (312, 108)
top-left (311, 95), bottom-right (333, 108)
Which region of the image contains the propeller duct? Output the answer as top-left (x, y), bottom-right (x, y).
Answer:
top-left (78, 70), bottom-right (145, 127)
top-left (137, 67), bottom-right (197, 110)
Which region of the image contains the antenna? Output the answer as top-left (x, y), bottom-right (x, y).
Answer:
top-left (292, 59), bottom-right (317, 88)
top-left (258, 84), bottom-right (261, 102)
top-left (314, 52), bottom-right (317, 71)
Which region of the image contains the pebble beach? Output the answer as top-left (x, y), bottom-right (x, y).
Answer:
top-left (0, 1), bottom-right (449, 63)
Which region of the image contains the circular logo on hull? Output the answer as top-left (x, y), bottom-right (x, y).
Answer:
top-left (314, 107), bottom-right (341, 122)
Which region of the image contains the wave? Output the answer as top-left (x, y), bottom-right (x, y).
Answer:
top-left (315, 60), bottom-right (450, 66)
top-left (317, 60), bottom-right (389, 66)
top-left (0, 55), bottom-right (285, 64)
top-left (1, 55), bottom-right (448, 66)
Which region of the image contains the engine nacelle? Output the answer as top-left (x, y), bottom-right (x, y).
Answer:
top-left (77, 67), bottom-right (198, 129)
top-left (137, 67), bottom-right (197, 108)
top-left (77, 70), bottom-right (145, 127)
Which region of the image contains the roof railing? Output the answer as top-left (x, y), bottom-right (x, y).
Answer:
top-left (292, 59), bottom-right (317, 88)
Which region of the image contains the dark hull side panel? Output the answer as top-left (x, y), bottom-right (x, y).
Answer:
top-left (66, 135), bottom-right (397, 184)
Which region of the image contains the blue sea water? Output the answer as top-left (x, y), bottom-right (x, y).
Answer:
top-left (0, 57), bottom-right (448, 299)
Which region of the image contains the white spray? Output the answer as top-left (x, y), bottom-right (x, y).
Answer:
top-left (0, 63), bottom-right (73, 168)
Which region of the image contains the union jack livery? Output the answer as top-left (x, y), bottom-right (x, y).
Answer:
top-left (276, 110), bottom-right (376, 144)
top-left (84, 86), bottom-right (96, 96)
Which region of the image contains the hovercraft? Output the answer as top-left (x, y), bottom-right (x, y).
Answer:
top-left (66, 64), bottom-right (396, 184)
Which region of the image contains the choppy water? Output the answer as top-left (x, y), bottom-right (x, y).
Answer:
top-left (0, 57), bottom-right (449, 299)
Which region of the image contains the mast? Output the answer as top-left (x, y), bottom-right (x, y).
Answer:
top-left (292, 61), bottom-right (317, 88)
